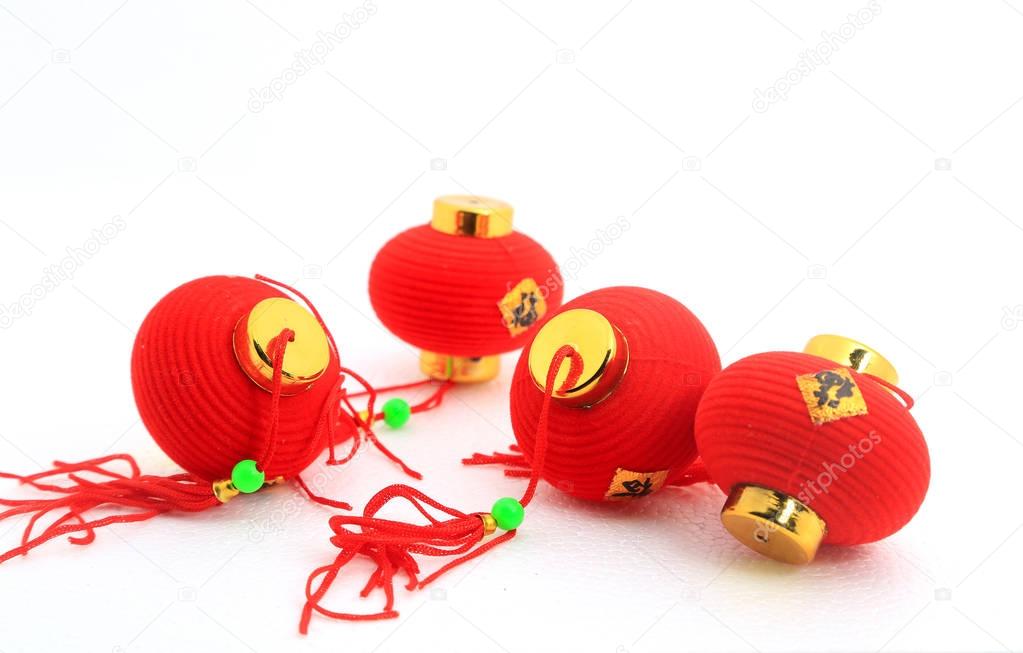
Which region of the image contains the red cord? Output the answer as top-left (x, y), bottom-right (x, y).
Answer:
top-left (864, 373), bottom-right (915, 410)
top-left (256, 327), bottom-right (294, 473)
top-left (336, 366), bottom-right (422, 480)
top-left (0, 454), bottom-right (220, 565)
top-left (295, 475), bottom-right (352, 511)
top-left (361, 380), bottom-right (454, 423)
top-left (298, 346), bottom-right (582, 633)
top-left (344, 378), bottom-right (434, 399)
top-left (256, 275), bottom-right (424, 480)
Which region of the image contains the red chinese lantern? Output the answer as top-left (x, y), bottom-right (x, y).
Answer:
top-left (0, 274), bottom-right (411, 564)
top-left (502, 286), bottom-right (721, 501)
top-left (298, 286), bottom-right (720, 632)
top-left (369, 194), bottom-right (563, 384)
top-left (695, 335), bottom-right (930, 564)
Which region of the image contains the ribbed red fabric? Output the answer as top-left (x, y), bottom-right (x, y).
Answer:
top-left (695, 351), bottom-right (930, 546)
top-left (131, 276), bottom-right (345, 482)
top-left (368, 225), bottom-right (563, 357)
top-left (509, 287), bottom-right (721, 502)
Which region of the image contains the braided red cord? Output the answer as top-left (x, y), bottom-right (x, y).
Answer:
top-left (344, 378), bottom-right (434, 399)
top-left (298, 345), bottom-right (582, 633)
top-left (295, 475), bottom-right (352, 511)
top-left (256, 327), bottom-right (294, 473)
top-left (361, 380), bottom-right (454, 423)
top-left (462, 444), bottom-right (531, 473)
top-left (334, 366), bottom-right (422, 480)
top-left (0, 454), bottom-right (219, 565)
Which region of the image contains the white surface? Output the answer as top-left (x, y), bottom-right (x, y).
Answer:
top-left (0, 1), bottom-right (1021, 651)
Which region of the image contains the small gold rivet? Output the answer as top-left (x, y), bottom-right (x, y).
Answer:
top-left (233, 297), bottom-right (331, 395)
top-left (480, 513), bottom-right (498, 536)
top-left (430, 195), bottom-right (514, 238)
top-left (212, 479), bottom-right (240, 503)
top-left (527, 308), bottom-right (629, 408)
top-left (720, 484), bottom-right (827, 565)
top-left (213, 475), bottom-right (285, 503)
top-left (804, 334), bottom-right (898, 385)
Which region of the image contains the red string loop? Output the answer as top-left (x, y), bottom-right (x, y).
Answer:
top-left (863, 373), bottom-right (915, 410)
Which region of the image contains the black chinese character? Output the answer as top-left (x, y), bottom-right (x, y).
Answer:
top-left (612, 477), bottom-right (654, 498)
top-left (511, 292), bottom-right (539, 328)
top-left (813, 370), bottom-right (855, 408)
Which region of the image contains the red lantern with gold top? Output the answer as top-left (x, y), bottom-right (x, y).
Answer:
top-left (369, 195), bottom-right (563, 383)
top-left (0, 274), bottom-right (408, 564)
top-left (695, 335), bottom-right (930, 564)
top-left (507, 286), bottom-right (721, 501)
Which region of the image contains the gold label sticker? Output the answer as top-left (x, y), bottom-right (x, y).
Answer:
top-left (796, 367), bottom-right (868, 425)
top-left (605, 468), bottom-right (669, 501)
top-left (498, 278), bottom-right (547, 336)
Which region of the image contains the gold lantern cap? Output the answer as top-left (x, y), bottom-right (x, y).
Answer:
top-left (233, 297), bottom-right (331, 395)
top-left (803, 334), bottom-right (898, 385)
top-left (430, 195), bottom-right (514, 238)
top-left (527, 308), bottom-right (629, 408)
top-left (720, 484), bottom-right (827, 565)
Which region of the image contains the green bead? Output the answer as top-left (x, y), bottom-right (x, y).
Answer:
top-left (491, 497), bottom-right (525, 530)
top-left (382, 398), bottom-right (412, 429)
top-left (231, 459), bottom-right (265, 494)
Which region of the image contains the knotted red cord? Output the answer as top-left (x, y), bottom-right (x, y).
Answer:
top-left (299, 345), bottom-right (583, 633)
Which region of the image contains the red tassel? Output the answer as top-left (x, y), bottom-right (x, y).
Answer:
top-left (462, 444), bottom-right (532, 477)
top-left (0, 454), bottom-right (220, 565)
top-left (299, 344), bottom-right (584, 633)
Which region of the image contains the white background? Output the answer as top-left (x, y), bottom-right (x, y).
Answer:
top-left (1, 1), bottom-right (1021, 652)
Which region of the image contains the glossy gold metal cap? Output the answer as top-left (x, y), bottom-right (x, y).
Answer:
top-left (720, 484), bottom-right (827, 565)
top-left (479, 513), bottom-right (497, 536)
top-left (527, 308), bottom-right (629, 408)
top-left (233, 297), bottom-right (331, 395)
top-left (212, 476), bottom-right (284, 503)
top-left (430, 195), bottom-right (514, 238)
top-left (420, 351), bottom-right (500, 383)
top-left (804, 334), bottom-right (898, 385)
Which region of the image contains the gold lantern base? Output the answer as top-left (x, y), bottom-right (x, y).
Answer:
top-left (720, 484), bottom-right (827, 565)
top-left (420, 350), bottom-right (500, 383)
